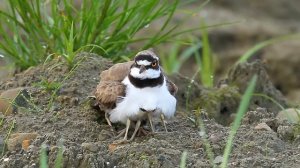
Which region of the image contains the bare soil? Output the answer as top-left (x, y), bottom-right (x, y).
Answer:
top-left (0, 1), bottom-right (300, 167)
top-left (0, 52), bottom-right (299, 168)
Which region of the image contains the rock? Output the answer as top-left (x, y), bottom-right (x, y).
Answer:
top-left (7, 133), bottom-right (39, 151)
top-left (0, 87), bottom-right (31, 115)
top-left (81, 142), bottom-right (99, 153)
top-left (22, 140), bottom-right (31, 151)
top-left (98, 129), bottom-right (112, 141)
top-left (277, 125), bottom-right (294, 141)
top-left (254, 123), bottom-right (272, 131)
top-left (209, 134), bottom-right (223, 143)
top-left (214, 156), bottom-right (223, 164)
top-left (276, 108), bottom-right (300, 124)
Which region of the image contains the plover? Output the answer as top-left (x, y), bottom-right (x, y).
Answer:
top-left (95, 49), bottom-right (177, 142)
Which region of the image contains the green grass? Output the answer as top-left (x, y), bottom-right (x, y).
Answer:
top-left (199, 20), bottom-right (214, 88)
top-left (179, 151), bottom-right (188, 168)
top-left (160, 38), bottom-right (201, 74)
top-left (221, 75), bottom-right (257, 168)
top-left (40, 144), bottom-right (48, 168)
top-left (238, 33), bottom-right (300, 63)
top-left (39, 142), bottom-right (63, 168)
top-left (253, 93), bottom-right (285, 111)
top-left (33, 79), bottom-right (62, 92)
top-left (0, 0), bottom-right (192, 69)
top-left (54, 141), bottom-right (64, 168)
top-left (187, 76), bottom-right (256, 167)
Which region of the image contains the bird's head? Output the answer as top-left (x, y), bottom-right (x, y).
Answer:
top-left (130, 50), bottom-right (161, 80)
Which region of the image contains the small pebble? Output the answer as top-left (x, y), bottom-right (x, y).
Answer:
top-left (254, 123), bottom-right (272, 131)
top-left (214, 156), bottom-right (223, 164)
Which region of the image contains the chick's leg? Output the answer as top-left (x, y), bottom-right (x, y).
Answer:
top-left (113, 118), bottom-right (131, 144)
top-left (123, 118), bottom-right (131, 140)
top-left (147, 113), bottom-right (155, 132)
top-left (160, 114), bottom-right (168, 132)
top-left (105, 111), bottom-right (115, 133)
top-left (129, 120), bottom-right (141, 141)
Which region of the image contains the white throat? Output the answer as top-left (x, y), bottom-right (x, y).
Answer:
top-left (130, 67), bottom-right (161, 79)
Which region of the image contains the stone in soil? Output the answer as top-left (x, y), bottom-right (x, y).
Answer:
top-left (0, 87), bottom-right (31, 115)
top-left (7, 133), bottom-right (39, 151)
top-left (276, 108), bottom-right (300, 124)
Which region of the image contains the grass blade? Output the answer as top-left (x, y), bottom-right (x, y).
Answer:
top-left (54, 140), bottom-right (64, 168)
top-left (200, 20), bottom-right (213, 88)
top-left (238, 33), bottom-right (300, 63)
top-left (180, 151), bottom-right (187, 168)
top-left (221, 75), bottom-right (257, 168)
top-left (40, 144), bottom-right (48, 168)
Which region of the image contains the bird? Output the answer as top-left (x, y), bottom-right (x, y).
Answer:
top-left (94, 49), bottom-right (177, 143)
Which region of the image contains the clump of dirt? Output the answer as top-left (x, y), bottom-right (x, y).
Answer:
top-left (190, 60), bottom-right (288, 125)
top-left (227, 60), bottom-right (288, 112)
top-left (0, 53), bottom-right (300, 168)
top-left (192, 85), bottom-right (241, 125)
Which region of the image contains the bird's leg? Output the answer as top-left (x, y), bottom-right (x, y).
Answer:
top-left (105, 111), bottom-right (115, 133)
top-left (160, 114), bottom-right (168, 132)
top-left (129, 120), bottom-right (141, 141)
top-left (115, 129), bottom-right (126, 139)
top-left (112, 118), bottom-right (131, 144)
top-left (123, 118), bottom-right (131, 141)
top-left (147, 113), bottom-right (155, 132)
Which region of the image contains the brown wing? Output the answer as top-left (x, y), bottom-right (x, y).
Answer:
top-left (95, 81), bottom-right (126, 109)
top-left (95, 61), bottom-right (134, 109)
top-left (166, 78), bottom-right (178, 96)
top-left (100, 61), bottom-right (134, 81)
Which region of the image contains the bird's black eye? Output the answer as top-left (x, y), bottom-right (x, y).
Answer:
top-left (151, 61), bottom-right (157, 67)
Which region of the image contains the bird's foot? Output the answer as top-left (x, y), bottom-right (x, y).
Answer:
top-left (112, 139), bottom-right (130, 145)
top-left (114, 128), bottom-right (126, 139)
top-left (137, 127), bottom-right (154, 137)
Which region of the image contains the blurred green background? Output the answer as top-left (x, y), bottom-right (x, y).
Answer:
top-left (0, 0), bottom-right (299, 103)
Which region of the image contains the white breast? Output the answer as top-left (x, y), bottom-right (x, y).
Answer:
top-left (108, 76), bottom-right (177, 124)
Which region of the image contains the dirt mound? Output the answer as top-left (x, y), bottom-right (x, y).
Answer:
top-left (0, 53), bottom-right (299, 167)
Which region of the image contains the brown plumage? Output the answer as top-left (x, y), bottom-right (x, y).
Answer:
top-left (95, 61), bottom-right (133, 110)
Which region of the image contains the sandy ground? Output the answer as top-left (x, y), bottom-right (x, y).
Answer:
top-left (0, 53), bottom-right (299, 168)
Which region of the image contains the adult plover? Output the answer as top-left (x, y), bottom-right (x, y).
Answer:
top-left (95, 50), bottom-right (177, 142)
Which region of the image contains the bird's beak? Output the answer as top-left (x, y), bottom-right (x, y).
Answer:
top-left (139, 65), bottom-right (146, 74)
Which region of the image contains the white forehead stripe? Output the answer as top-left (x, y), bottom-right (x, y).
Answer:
top-left (137, 60), bottom-right (151, 66)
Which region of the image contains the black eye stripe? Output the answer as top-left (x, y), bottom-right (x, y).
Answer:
top-left (146, 65), bottom-right (159, 69)
top-left (135, 54), bottom-right (158, 63)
